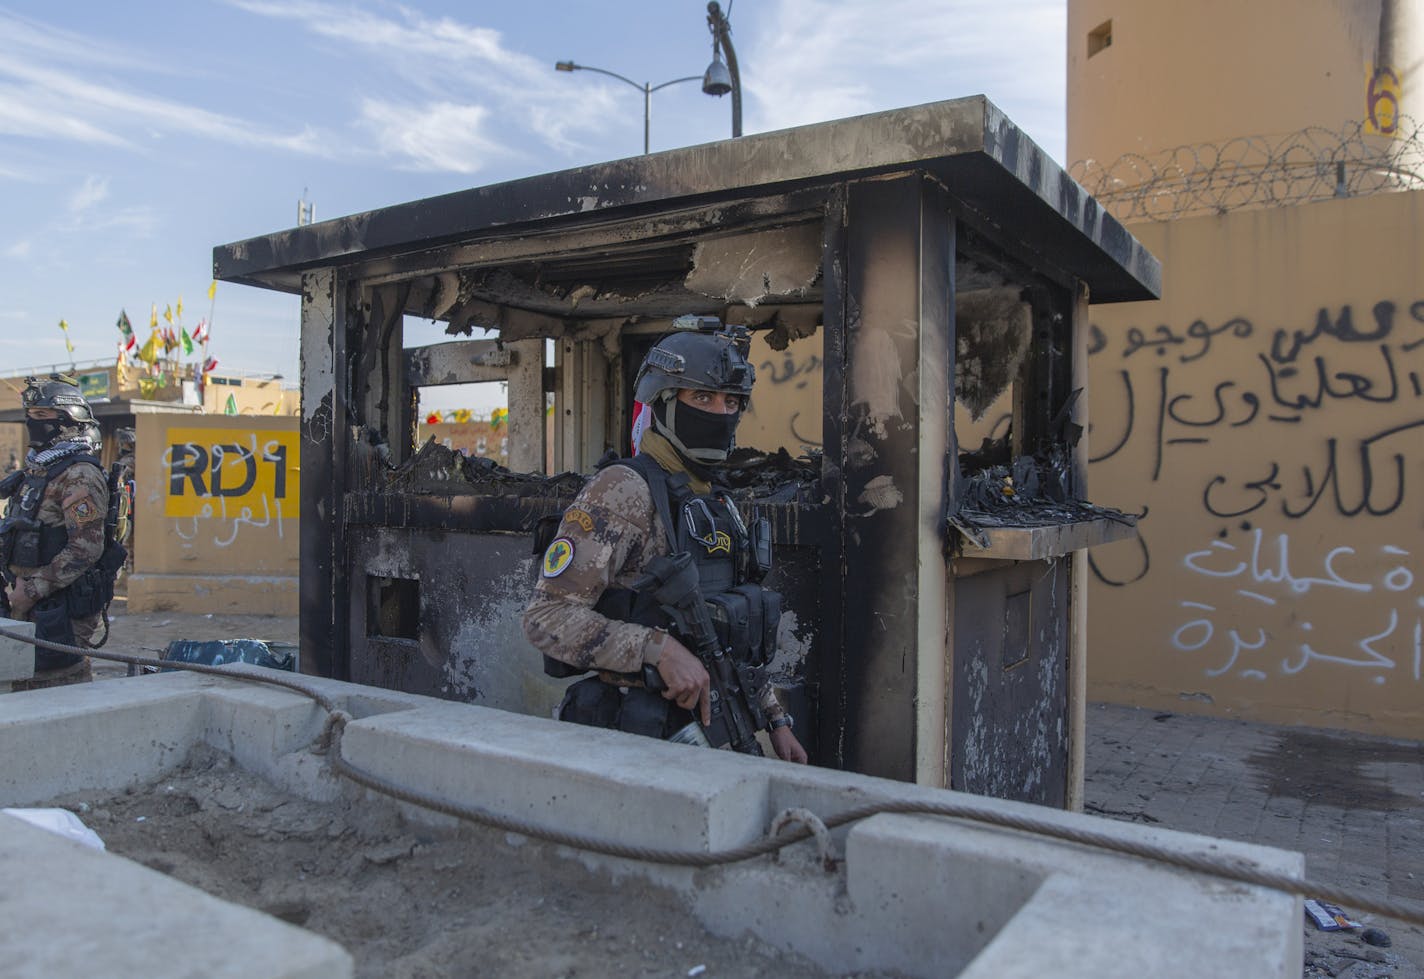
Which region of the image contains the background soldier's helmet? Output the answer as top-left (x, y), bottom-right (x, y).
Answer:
top-left (633, 322), bottom-right (756, 464)
top-left (116, 427), bottom-right (137, 453)
top-left (22, 374), bottom-right (101, 449)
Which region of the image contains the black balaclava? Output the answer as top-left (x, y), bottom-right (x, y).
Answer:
top-left (26, 416), bottom-right (66, 451)
top-left (652, 395), bottom-right (739, 465)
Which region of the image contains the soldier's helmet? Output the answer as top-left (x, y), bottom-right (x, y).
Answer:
top-left (116, 427), bottom-right (137, 453)
top-left (22, 374), bottom-right (100, 449)
top-left (632, 320), bottom-right (755, 463)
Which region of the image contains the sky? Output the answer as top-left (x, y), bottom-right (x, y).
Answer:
top-left (0, 0), bottom-right (1065, 412)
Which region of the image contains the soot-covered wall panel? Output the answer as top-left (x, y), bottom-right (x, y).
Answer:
top-left (950, 559), bottom-right (1070, 806)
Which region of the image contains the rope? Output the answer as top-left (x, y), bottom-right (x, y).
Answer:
top-left (3, 624), bottom-right (1422, 928)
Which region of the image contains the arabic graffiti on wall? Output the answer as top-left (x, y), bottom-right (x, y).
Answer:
top-left (1088, 293), bottom-right (1424, 692)
top-left (1172, 529), bottom-right (1421, 684)
top-left (164, 428), bottom-right (300, 547)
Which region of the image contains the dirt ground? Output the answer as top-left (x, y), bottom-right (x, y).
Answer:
top-left (49, 746), bottom-right (891, 979)
top-left (61, 604), bottom-right (900, 978)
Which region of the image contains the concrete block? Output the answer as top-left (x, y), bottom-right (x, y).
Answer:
top-left (857, 814), bottom-right (1302, 979)
top-left (0, 812), bottom-right (351, 978)
top-left (0, 673), bottom-right (1308, 979)
top-left (0, 672), bottom-right (208, 806)
top-left (0, 617), bottom-right (35, 685)
top-left (341, 701), bottom-right (773, 852)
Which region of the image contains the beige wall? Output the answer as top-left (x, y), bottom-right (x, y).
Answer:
top-left (202, 377), bottom-right (299, 416)
top-left (1084, 190), bottom-right (1424, 738)
top-left (737, 330), bottom-right (824, 453)
top-left (127, 414), bottom-right (299, 615)
top-left (1067, 0), bottom-right (1421, 164)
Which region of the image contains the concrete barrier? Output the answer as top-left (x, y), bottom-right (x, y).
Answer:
top-left (0, 617), bottom-right (34, 691)
top-left (0, 812), bottom-right (352, 978)
top-left (0, 671), bottom-right (1303, 977)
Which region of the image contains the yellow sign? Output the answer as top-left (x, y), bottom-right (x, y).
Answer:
top-left (1365, 65), bottom-right (1401, 137)
top-left (164, 428), bottom-right (300, 519)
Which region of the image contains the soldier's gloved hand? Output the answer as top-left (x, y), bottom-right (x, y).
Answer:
top-left (654, 635), bottom-right (711, 726)
top-left (4, 581), bottom-right (34, 621)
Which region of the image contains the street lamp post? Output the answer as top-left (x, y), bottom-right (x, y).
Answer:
top-left (703, 1), bottom-right (742, 139)
top-left (555, 61), bottom-right (702, 155)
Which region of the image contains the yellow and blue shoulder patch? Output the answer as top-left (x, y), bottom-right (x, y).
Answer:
top-left (542, 537), bottom-right (575, 578)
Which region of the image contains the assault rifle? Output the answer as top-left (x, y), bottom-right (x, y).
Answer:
top-left (633, 552), bottom-right (767, 756)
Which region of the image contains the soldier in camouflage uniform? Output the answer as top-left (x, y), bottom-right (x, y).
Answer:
top-left (114, 427), bottom-right (136, 574)
top-left (524, 327), bottom-right (807, 763)
top-left (1, 376), bottom-right (112, 689)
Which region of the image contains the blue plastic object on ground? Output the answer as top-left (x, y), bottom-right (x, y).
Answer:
top-left (161, 639), bottom-right (296, 672)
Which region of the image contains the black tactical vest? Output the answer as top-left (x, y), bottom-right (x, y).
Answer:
top-left (594, 453), bottom-right (780, 669)
top-left (0, 453), bottom-right (101, 570)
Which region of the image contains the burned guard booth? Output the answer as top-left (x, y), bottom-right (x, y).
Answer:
top-left (214, 96), bottom-right (1158, 809)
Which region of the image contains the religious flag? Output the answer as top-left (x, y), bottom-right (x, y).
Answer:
top-left (160, 327), bottom-right (178, 354)
top-left (138, 329), bottom-right (161, 365)
top-left (175, 295), bottom-right (184, 319)
top-left (202, 355), bottom-right (218, 374)
top-left (425, 412), bottom-right (441, 425)
top-left (59, 319), bottom-right (74, 354)
top-left (224, 393), bottom-right (238, 415)
top-left (116, 309), bottom-right (133, 339)
top-left (150, 304), bottom-right (158, 328)
top-left (163, 304), bottom-right (173, 325)
top-left (490, 406), bottom-right (509, 429)
top-left (192, 319), bottom-right (208, 344)
top-left (452, 408), bottom-right (472, 423)
top-left (207, 280), bottom-right (217, 301)
top-left (122, 331), bottom-right (138, 354)
top-left (181, 326), bottom-right (193, 356)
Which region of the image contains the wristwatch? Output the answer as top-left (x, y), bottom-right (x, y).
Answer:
top-left (768, 712), bottom-right (794, 732)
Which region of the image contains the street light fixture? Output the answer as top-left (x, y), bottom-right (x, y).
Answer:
top-left (555, 60), bottom-right (703, 155)
top-left (703, 1), bottom-right (741, 138)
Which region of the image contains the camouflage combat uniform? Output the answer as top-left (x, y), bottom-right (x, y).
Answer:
top-left (7, 457), bottom-right (110, 650)
top-left (523, 445), bottom-right (781, 716)
top-left (524, 464), bottom-right (674, 677)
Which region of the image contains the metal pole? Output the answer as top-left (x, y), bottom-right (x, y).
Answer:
top-left (555, 62), bottom-right (702, 155)
top-left (707, 1), bottom-right (742, 138)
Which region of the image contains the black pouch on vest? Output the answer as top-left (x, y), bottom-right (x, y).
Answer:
top-left (558, 676), bottom-right (621, 728)
top-left (758, 587), bottom-right (782, 664)
top-left (619, 686), bottom-right (674, 739)
top-left (706, 590), bottom-right (749, 661)
top-left (707, 584), bottom-right (783, 667)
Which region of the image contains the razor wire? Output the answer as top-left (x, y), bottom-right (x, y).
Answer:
top-left (2, 624), bottom-right (1423, 931)
top-left (1070, 116), bottom-right (1424, 222)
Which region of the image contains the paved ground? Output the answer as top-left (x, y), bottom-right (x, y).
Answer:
top-left (1085, 702), bottom-right (1424, 978)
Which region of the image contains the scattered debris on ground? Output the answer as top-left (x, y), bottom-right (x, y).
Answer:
top-left (46, 747), bottom-right (902, 979)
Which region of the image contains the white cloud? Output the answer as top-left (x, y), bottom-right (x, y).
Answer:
top-left (357, 100), bottom-right (505, 174)
top-left (0, 12), bottom-right (332, 156)
top-left (226, 0), bottom-right (624, 165)
top-left (68, 176), bottom-right (110, 214)
top-left (3, 241), bottom-right (32, 259)
top-left (226, 0), bottom-right (545, 81)
top-left (747, 0), bottom-right (1065, 158)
